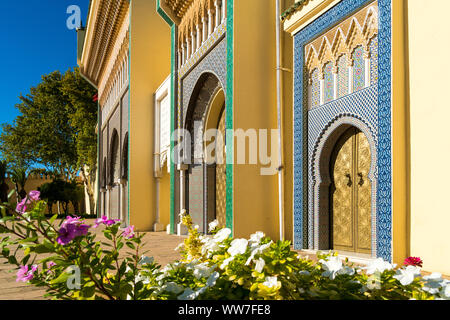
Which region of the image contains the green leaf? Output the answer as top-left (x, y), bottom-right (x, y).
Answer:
top-left (50, 271), bottom-right (71, 285)
top-left (125, 242), bottom-right (135, 250)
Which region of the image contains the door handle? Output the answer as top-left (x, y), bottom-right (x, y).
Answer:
top-left (357, 172), bottom-right (364, 186)
top-left (345, 173), bottom-right (352, 186)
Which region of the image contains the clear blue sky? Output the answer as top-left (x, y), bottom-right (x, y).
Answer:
top-left (0, 0), bottom-right (90, 128)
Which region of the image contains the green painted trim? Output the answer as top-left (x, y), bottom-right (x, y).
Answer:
top-left (156, 0), bottom-right (174, 27)
top-left (127, 2), bottom-right (132, 227)
top-left (157, 0), bottom-right (176, 235)
top-left (225, 0), bottom-right (234, 233)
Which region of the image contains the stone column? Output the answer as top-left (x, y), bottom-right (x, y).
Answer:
top-left (221, 0), bottom-right (226, 24)
top-left (191, 32), bottom-right (195, 57)
top-left (202, 16), bottom-right (207, 43)
top-left (214, 1), bottom-right (220, 30)
top-left (319, 73), bottom-right (324, 105)
top-left (100, 188), bottom-right (106, 216)
top-left (106, 185), bottom-right (113, 219)
top-left (333, 65), bottom-right (338, 100)
top-left (348, 60), bottom-right (354, 95)
top-left (364, 50), bottom-right (371, 88)
top-left (177, 164), bottom-right (189, 236)
top-left (196, 25), bottom-right (201, 49)
top-left (208, 10), bottom-right (213, 36)
top-left (118, 178), bottom-right (127, 226)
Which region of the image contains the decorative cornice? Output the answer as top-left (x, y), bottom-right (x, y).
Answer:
top-left (79, 0), bottom-right (129, 87)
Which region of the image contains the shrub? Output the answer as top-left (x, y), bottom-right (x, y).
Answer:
top-left (0, 193), bottom-right (449, 300)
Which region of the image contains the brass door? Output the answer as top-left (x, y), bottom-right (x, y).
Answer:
top-left (215, 107), bottom-right (227, 228)
top-left (330, 127), bottom-right (372, 254)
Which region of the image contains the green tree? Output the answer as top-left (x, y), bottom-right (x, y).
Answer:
top-left (0, 68), bottom-right (98, 214)
top-left (61, 68), bottom-right (98, 215)
top-left (9, 167), bottom-right (28, 202)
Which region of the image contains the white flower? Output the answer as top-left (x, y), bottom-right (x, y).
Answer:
top-left (138, 255), bottom-right (154, 265)
top-left (340, 266), bottom-right (355, 276)
top-left (208, 220), bottom-right (219, 232)
top-left (220, 257), bottom-right (234, 270)
top-left (206, 272), bottom-right (220, 287)
top-left (320, 256), bottom-right (343, 280)
top-left (364, 258), bottom-right (395, 275)
top-left (440, 283), bottom-right (450, 299)
top-left (298, 270), bottom-right (310, 276)
top-left (213, 228), bottom-right (232, 243)
top-left (178, 209), bottom-right (187, 218)
top-left (162, 282), bottom-right (184, 294)
top-left (423, 273), bottom-right (444, 295)
top-left (193, 263), bottom-right (215, 280)
top-left (135, 273), bottom-right (151, 284)
top-left (201, 237), bottom-right (220, 256)
top-left (366, 274), bottom-right (382, 290)
top-left (245, 241), bottom-right (273, 265)
top-left (254, 258), bottom-right (265, 273)
top-left (262, 276), bottom-right (279, 288)
top-left (227, 239), bottom-right (248, 256)
top-left (249, 232), bottom-right (265, 247)
top-left (177, 288), bottom-right (197, 300)
top-left (194, 225), bottom-right (199, 230)
top-left (393, 266), bottom-right (421, 286)
top-left (174, 243), bottom-right (185, 251)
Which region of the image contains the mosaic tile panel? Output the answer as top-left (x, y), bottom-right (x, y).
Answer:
top-left (353, 46), bottom-right (366, 92)
top-left (310, 68), bottom-right (320, 109)
top-left (337, 54), bottom-right (349, 98)
top-left (323, 63), bottom-right (334, 104)
top-left (370, 36), bottom-right (379, 86)
top-left (293, 0), bottom-right (392, 261)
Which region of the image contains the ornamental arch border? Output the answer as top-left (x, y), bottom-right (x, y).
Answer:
top-left (310, 114), bottom-right (378, 257)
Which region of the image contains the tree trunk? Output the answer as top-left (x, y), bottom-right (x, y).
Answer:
top-left (80, 167), bottom-right (96, 216)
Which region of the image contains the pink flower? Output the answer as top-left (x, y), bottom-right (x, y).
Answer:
top-left (93, 215), bottom-right (121, 228)
top-left (15, 197), bottom-right (31, 214)
top-left (404, 256), bottom-right (423, 268)
top-left (122, 225), bottom-right (135, 239)
top-left (16, 265), bottom-right (38, 282)
top-left (57, 216), bottom-right (91, 245)
top-left (28, 191), bottom-right (40, 201)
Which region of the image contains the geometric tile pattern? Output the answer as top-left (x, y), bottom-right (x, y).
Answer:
top-left (324, 62), bottom-right (334, 103)
top-left (311, 68), bottom-right (320, 108)
top-left (293, 0), bottom-right (392, 261)
top-left (370, 36), bottom-right (379, 86)
top-left (353, 45), bottom-right (366, 92)
top-left (337, 54), bottom-right (349, 98)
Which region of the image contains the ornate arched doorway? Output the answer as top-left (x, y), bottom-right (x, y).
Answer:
top-left (329, 126), bottom-right (372, 254)
top-left (109, 129), bottom-right (120, 220)
top-left (184, 72), bottom-right (225, 233)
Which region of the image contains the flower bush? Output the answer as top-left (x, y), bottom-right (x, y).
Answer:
top-left (1, 192), bottom-right (449, 300)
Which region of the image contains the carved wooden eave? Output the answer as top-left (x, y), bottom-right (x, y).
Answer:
top-left (159, 0), bottom-right (194, 24)
top-left (79, 0), bottom-right (129, 88)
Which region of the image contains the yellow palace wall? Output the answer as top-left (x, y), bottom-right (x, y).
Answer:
top-left (406, 0), bottom-right (450, 274)
top-left (129, 0), bottom-right (171, 231)
top-left (232, 0), bottom-right (294, 241)
top-left (159, 168), bottom-right (171, 228)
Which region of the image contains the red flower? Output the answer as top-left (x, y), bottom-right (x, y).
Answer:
top-left (404, 256), bottom-right (423, 268)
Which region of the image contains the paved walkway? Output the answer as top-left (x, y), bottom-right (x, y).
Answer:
top-left (0, 220), bottom-right (185, 300)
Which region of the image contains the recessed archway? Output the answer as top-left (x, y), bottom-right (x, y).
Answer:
top-left (311, 116), bottom-right (377, 257)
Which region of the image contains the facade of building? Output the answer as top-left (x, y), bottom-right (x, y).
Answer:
top-left (79, 0), bottom-right (450, 275)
